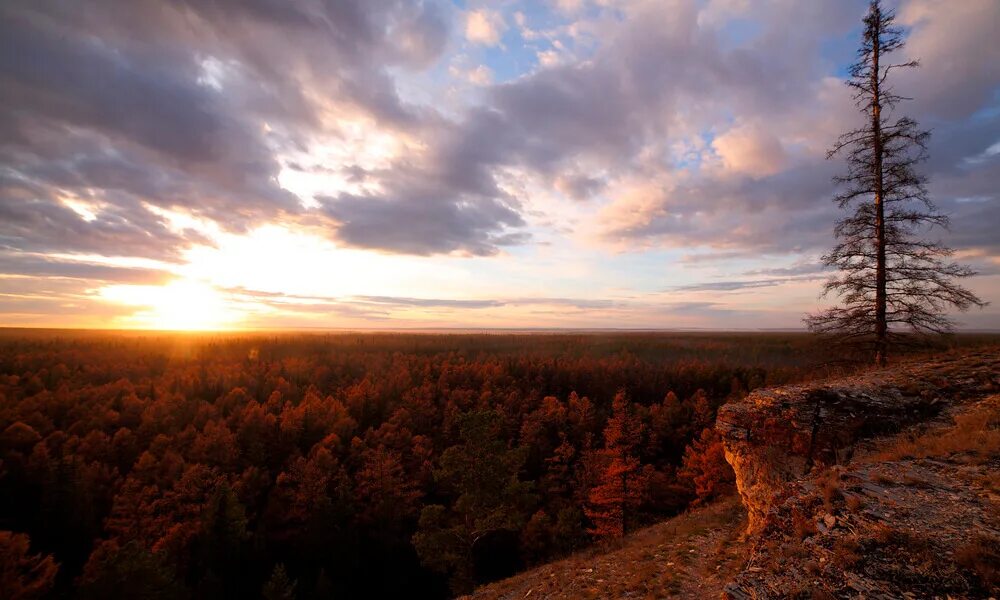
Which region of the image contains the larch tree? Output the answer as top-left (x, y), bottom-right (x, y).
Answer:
top-left (0, 531), bottom-right (59, 600)
top-left (584, 391), bottom-right (646, 540)
top-left (807, 0), bottom-right (985, 365)
top-left (412, 409), bottom-right (534, 594)
top-left (261, 564), bottom-right (297, 600)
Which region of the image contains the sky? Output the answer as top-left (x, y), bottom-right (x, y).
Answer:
top-left (1, 0), bottom-right (999, 331)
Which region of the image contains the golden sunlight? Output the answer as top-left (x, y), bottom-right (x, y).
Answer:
top-left (99, 279), bottom-right (239, 330)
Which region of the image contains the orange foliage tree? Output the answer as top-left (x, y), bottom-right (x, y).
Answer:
top-left (584, 391), bottom-right (648, 539)
top-left (679, 427), bottom-right (736, 504)
top-left (0, 531), bottom-right (58, 600)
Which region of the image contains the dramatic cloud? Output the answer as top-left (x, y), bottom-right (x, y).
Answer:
top-left (0, 0), bottom-right (462, 256)
top-left (317, 148), bottom-right (529, 255)
top-left (1, 0), bottom-right (997, 329)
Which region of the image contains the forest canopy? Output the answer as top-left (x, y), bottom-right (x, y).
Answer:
top-left (0, 331), bottom-right (995, 598)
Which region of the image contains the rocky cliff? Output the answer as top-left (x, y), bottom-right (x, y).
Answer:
top-left (719, 349), bottom-right (1000, 598)
top-left (716, 350), bottom-right (999, 535)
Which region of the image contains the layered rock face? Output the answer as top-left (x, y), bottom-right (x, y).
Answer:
top-left (716, 350), bottom-right (999, 535)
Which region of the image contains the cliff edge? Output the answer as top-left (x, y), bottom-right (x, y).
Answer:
top-left (719, 349), bottom-right (999, 598)
top-left (717, 349), bottom-right (998, 535)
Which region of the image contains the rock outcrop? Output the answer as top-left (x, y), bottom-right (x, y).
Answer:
top-left (724, 434), bottom-right (1000, 599)
top-left (719, 348), bottom-right (1000, 599)
top-left (716, 350), bottom-right (999, 535)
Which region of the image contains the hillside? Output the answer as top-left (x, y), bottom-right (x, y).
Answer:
top-left (465, 496), bottom-right (747, 599)
top-left (468, 349), bottom-right (1000, 599)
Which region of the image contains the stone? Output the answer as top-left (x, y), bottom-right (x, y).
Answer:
top-left (716, 351), bottom-right (999, 534)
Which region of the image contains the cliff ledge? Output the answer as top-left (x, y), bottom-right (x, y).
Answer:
top-left (719, 349), bottom-right (999, 598)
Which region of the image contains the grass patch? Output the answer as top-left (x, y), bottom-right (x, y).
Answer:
top-left (955, 533), bottom-right (1000, 593)
top-left (868, 396), bottom-right (999, 463)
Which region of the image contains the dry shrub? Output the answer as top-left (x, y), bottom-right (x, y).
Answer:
top-left (975, 471), bottom-right (1000, 494)
top-left (868, 526), bottom-right (939, 572)
top-left (791, 508), bottom-right (817, 540)
top-left (831, 536), bottom-right (860, 568)
top-left (955, 533), bottom-right (1000, 593)
top-left (870, 396), bottom-right (1000, 463)
top-left (869, 523), bottom-right (900, 546)
top-left (844, 493), bottom-right (864, 512)
top-left (803, 559), bottom-right (822, 575)
top-left (872, 472), bottom-right (895, 485)
top-left (818, 469), bottom-right (844, 510)
top-left (901, 473), bottom-right (932, 488)
top-left (779, 540), bottom-right (808, 561)
top-left (809, 588), bottom-right (837, 600)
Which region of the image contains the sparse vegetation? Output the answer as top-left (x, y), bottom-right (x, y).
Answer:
top-left (466, 496), bottom-right (746, 600)
top-left (830, 536), bottom-right (861, 569)
top-left (955, 533), bottom-right (1000, 594)
top-left (790, 507), bottom-right (818, 540)
top-left (868, 395), bottom-right (999, 463)
top-left (818, 468), bottom-right (845, 510)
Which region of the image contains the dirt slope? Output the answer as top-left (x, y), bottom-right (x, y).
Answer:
top-left (464, 497), bottom-right (748, 600)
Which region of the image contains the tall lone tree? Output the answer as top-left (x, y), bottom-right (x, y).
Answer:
top-left (807, 0), bottom-right (985, 365)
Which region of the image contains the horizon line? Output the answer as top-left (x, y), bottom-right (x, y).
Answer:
top-left (3, 326), bottom-right (1000, 335)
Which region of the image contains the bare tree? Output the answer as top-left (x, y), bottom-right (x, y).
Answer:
top-left (807, 0), bottom-right (985, 366)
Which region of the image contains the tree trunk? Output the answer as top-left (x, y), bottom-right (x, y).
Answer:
top-left (871, 16), bottom-right (888, 367)
top-left (620, 469), bottom-right (628, 535)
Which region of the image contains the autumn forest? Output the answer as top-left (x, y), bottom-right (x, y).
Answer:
top-left (0, 331), bottom-right (994, 598)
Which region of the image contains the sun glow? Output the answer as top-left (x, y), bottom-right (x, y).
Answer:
top-left (178, 225), bottom-right (469, 299)
top-left (99, 279), bottom-right (239, 330)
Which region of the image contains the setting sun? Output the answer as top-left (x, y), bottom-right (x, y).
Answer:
top-left (99, 279), bottom-right (238, 330)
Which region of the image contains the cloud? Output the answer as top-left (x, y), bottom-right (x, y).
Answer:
top-left (468, 65), bottom-right (494, 86)
top-left (536, 49), bottom-right (564, 68)
top-left (896, 0), bottom-right (1000, 119)
top-left (356, 295), bottom-right (504, 309)
top-left (555, 173), bottom-right (606, 201)
top-left (0, 175), bottom-right (192, 261)
top-left (1, 0), bottom-right (998, 323)
top-left (744, 262), bottom-right (829, 277)
top-left (232, 291), bottom-right (620, 312)
top-left (663, 301), bottom-right (727, 313)
top-left (670, 274), bottom-right (825, 292)
top-left (0, 0), bottom-right (466, 263)
top-left (0, 253), bottom-right (171, 285)
top-left (553, 0), bottom-right (587, 15)
top-left (712, 124), bottom-right (788, 178)
top-left (318, 155), bottom-right (529, 256)
top-left (465, 9), bottom-right (507, 46)
top-left (449, 62), bottom-right (495, 86)
top-left (596, 161), bottom-right (841, 254)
